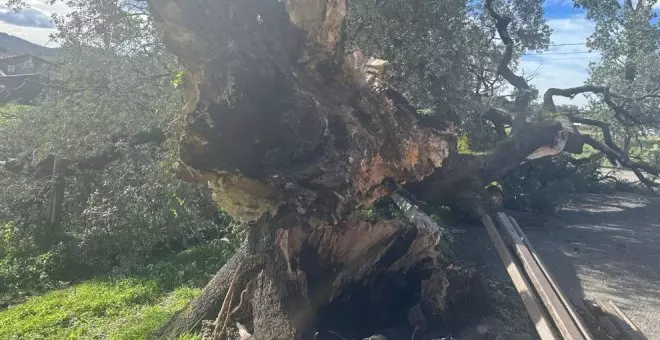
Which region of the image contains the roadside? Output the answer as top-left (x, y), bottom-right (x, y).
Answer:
top-left (598, 167), bottom-right (660, 185)
top-left (453, 193), bottom-right (660, 339)
top-left (518, 193), bottom-right (660, 338)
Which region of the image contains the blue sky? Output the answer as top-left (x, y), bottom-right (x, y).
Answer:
top-left (1, 0), bottom-right (656, 106)
top-left (519, 0), bottom-right (598, 106)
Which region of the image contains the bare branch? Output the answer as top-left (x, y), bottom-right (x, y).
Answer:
top-left (1, 127), bottom-right (166, 176)
top-left (543, 85), bottom-right (607, 113)
top-left (543, 85), bottom-right (643, 125)
top-left (632, 168), bottom-right (660, 188)
top-left (567, 115), bottom-right (625, 155)
top-left (568, 117), bottom-right (660, 190)
top-left (484, 0), bottom-right (533, 131)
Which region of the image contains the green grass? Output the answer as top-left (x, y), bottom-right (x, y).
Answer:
top-left (0, 104), bottom-right (32, 124)
top-left (0, 240), bottom-right (235, 339)
top-left (0, 279), bottom-right (200, 339)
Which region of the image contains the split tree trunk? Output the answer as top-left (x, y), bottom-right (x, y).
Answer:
top-left (146, 0), bottom-right (496, 339)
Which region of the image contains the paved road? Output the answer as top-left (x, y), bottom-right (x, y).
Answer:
top-left (599, 167), bottom-right (660, 184)
top-left (515, 193), bottom-right (660, 339)
top-left (453, 193), bottom-right (660, 339)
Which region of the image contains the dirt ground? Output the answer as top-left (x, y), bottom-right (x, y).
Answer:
top-left (452, 193), bottom-right (660, 339)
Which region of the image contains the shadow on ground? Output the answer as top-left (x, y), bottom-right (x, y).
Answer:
top-left (452, 193), bottom-right (658, 339)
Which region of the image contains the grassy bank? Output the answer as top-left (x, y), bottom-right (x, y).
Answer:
top-left (0, 239), bottom-right (236, 339)
top-left (0, 279), bottom-right (200, 339)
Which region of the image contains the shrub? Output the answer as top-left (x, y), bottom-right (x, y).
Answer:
top-left (500, 155), bottom-right (604, 213)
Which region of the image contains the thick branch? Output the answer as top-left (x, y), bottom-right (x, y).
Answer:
top-left (543, 86), bottom-right (643, 125)
top-left (1, 127), bottom-right (165, 176)
top-left (484, 108), bottom-right (512, 138)
top-left (568, 116), bottom-right (660, 189)
top-left (568, 116), bottom-right (625, 155)
top-left (481, 122), bottom-right (562, 182)
top-left (543, 86), bottom-right (607, 113)
top-left (484, 0), bottom-right (532, 129)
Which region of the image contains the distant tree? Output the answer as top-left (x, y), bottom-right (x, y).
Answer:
top-left (556, 0), bottom-right (660, 184)
top-left (0, 0), bottom-right (229, 279)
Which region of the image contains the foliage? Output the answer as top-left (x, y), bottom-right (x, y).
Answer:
top-left (0, 0), bottom-right (232, 305)
top-left (577, 0), bottom-right (660, 158)
top-left (0, 53), bottom-right (229, 294)
top-left (0, 240), bottom-right (234, 339)
top-left (345, 0), bottom-right (550, 137)
top-left (500, 155), bottom-right (605, 213)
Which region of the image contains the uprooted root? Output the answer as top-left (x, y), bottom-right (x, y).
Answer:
top-left (211, 262), bottom-right (243, 339)
top-left (207, 255), bottom-right (266, 340)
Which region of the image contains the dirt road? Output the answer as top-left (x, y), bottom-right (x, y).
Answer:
top-left (453, 193), bottom-right (660, 339)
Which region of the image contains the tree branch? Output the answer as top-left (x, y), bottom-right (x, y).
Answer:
top-left (1, 127), bottom-right (166, 176)
top-left (543, 85), bottom-right (607, 113)
top-left (543, 85), bottom-right (643, 125)
top-left (484, 0), bottom-right (533, 131)
top-left (484, 107), bottom-right (512, 138)
top-left (567, 115), bottom-right (625, 155)
top-left (569, 119), bottom-right (660, 190)
top-left (481, 122), bottom-right (562, 182)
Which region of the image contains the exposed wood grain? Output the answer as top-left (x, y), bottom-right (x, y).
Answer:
top-left (507, 215), bottom-right (594, 340)
top-left (496, 213), bottom-right (584, 340)
top-left (481, 215), bottom-right (558, 340)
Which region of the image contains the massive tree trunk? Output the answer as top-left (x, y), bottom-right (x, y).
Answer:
top-left (147, 0), bottom-right (493, 339)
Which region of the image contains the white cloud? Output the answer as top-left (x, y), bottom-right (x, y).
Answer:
top-left (0, 6), bottom-right (55, 28)
top-left (0, 0), bottom-right (72, 47)
top-left (630, 0), bottom-right (660, 9)
top-left (521, 15), bottom-right (599, 107)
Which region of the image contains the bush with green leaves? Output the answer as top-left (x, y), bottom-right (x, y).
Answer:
top-left (0, 38), bottom-right (236, 302)
top-left (500, 155), bottom-right (605, 213)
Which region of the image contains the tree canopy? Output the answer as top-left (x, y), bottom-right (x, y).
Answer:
top-left (0, 0), bottom-right (659, 338)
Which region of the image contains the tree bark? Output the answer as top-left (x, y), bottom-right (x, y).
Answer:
top-left (146, 0), bottom-right (491, 339)
top-left (154, 240), bottom-right (250, 338)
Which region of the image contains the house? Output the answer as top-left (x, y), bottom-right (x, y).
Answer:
top-left (0, 53), bottom-right (50, 75)
top-left (0, 53), bottom-right (51, 104)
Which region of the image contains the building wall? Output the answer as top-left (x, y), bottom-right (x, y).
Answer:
top-left (0, 56), bottom-right (47, 75)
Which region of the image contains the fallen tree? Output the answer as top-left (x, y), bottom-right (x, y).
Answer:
top-left (146, 0), bottom-right (497, 339)
top-left (145, 0), bottom-right (659, 339)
